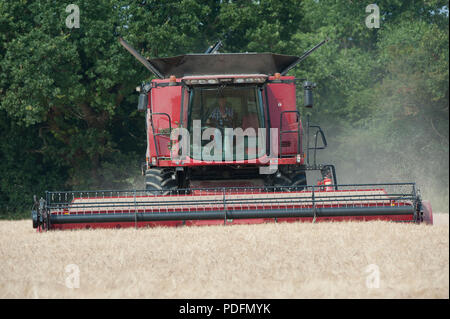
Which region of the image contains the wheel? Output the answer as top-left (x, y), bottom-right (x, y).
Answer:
top-left (291, 172), bottom-right (307, 189)
top-left (265, 170), bottom-right (307, 191)
top-left (271, 174), bottom-right (292, 191)
top-left (145, 168), bottom-right (178, 195)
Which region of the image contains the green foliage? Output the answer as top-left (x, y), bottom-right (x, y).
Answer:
top-left (303, 2), bottom-right (449, 211)
top-left (0, 0), bottom-right (448, 216)
top-left (0, 109), bottom-right (67, 217)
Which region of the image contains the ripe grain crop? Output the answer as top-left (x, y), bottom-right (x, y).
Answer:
top-left (0, 215), bottom-right (448, 298)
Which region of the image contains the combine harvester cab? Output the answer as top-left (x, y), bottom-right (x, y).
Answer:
top-left (31, 39), bottom-right (433, 231)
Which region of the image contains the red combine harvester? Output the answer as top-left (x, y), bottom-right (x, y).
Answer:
top-left (32, 39), bottom-right (433, 231)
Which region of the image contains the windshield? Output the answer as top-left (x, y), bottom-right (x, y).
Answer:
top-left (187, 85), bottom-right (265, 161)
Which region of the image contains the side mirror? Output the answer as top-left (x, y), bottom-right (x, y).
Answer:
top-left (303, 81), bottom-right (316, 108)
top-left (137, 83), bottom-right (151, 112)
top-left (137, 93), bottom-right (148, 112)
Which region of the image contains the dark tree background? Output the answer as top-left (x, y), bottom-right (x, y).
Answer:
top-left (0, 0), bottom-right (448, 216)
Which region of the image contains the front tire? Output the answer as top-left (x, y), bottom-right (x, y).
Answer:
top-left (266, 170), bottom-right (307, 191)
top-left (145, 168), bottom-right (178, 195)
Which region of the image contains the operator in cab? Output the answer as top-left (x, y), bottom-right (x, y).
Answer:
top-left (206, 96), bottom-right (237, 129)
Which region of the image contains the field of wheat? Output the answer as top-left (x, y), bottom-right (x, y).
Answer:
top-left (0, 214), bottom-right (448, 299)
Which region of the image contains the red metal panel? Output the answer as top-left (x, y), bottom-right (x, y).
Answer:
top-left (266, 76), bottom-right (302, 157)
top-left (147, 80), bottom-right (182, 160)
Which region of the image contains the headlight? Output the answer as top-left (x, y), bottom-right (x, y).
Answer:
top-left (184, 77), bottom-right (265, 85)
top-left (184, 78), bottom-right (219, 85)
top-left (234, 77), bottom-right (266, 84)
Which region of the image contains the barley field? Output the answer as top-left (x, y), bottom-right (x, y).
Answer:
top-left (0, 214), bottom-right (448, 299)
